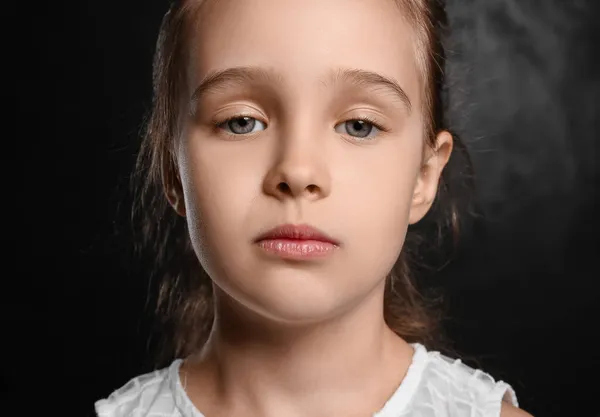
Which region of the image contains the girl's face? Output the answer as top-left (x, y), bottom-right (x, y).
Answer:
top-left (171, 0), bottom-right (451, 324)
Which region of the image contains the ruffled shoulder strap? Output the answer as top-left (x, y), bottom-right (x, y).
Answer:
top-left (94, 361), bottom-right (183, 417)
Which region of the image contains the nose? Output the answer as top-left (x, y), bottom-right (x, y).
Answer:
top-left (262, 132), bottom-right (331, 202)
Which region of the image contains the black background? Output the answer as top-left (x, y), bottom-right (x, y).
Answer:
top-left (5, 1), bottom-right (600, 416)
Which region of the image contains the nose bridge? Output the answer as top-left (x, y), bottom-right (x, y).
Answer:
top-left (281, 121), bottom-right (317, 166)
top-left (277, 81), bottom-right (325, 169)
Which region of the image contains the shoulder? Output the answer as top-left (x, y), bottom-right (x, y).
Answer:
top-left (94, 361), bottom-right (182, 417)
top-left (500, 402), bottom-right (534, 417)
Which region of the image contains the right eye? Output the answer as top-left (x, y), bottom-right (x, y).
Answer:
top-left (218, 116), bottom-right (267, 135)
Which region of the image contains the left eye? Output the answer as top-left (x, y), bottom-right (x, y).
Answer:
top-left (219, 116), bottom-right (266, 135)
top-left (334, 119), bottom-right (380, 139)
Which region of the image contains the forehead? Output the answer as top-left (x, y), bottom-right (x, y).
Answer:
top-left (187, 0), bottom-right (421, 104)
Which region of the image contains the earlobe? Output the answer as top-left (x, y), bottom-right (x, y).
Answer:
top-left (162, 156), bottom-right (187, 218)
top-left (408, 131), bottom-right (453, 225)
top-left (166, 182), bottom-right (186, 217)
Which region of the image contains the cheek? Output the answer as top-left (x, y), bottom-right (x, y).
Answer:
top-left (338, 137), bottom-right (422, 275)
top-left (177, 137), bottom-right (264, 268)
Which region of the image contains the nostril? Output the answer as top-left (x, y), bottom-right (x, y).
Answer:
top-left (277, 182), bottom-right (291, 194)
top-left (306, 184), bottom-right (318, 193)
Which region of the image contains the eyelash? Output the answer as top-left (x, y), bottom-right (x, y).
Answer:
top-left (212, 113), bottom-right (390, 139)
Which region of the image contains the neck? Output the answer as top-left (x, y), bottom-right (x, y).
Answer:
top-left (182, 284), bottom-right (415, 417)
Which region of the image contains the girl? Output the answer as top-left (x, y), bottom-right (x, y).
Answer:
top-left (96, 0), bottom-right (533, 416)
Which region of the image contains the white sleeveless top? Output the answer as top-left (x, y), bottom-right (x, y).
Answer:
top-left (95, 344), bottom-right (518, 417)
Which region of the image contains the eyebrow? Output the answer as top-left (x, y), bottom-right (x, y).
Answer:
top-left (326, 67), bottom-right (412, 113)
top-left (191, 66), bottom-right (412, 113)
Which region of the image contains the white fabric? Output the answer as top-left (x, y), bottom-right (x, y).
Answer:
top-left (95, 343), bottom-right (518, 417)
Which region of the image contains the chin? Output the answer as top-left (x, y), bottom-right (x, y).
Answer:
top-left (252, 296), bottom-right (345, 326)
top-left (224, 267), bottom-right (359, 326)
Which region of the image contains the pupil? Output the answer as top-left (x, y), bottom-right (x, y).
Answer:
top-left (229, 117), bottom-right (254, 134)
top-left (348, 120), bottom-right (371, 137)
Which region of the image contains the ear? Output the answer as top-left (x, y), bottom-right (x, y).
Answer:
top-left (408, 130), bottom-right (453, 225)
top-left (161, 152), bottom-right (187, 217)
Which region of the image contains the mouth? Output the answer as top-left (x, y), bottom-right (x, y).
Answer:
top-left (253, 224), bottom-right (339, 260)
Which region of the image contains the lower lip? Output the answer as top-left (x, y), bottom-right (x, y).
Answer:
top-left (256, 239), bottom-right (337, 259)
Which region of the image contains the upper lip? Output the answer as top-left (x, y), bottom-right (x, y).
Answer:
top-left (254, 224), bottom-right (339, 245)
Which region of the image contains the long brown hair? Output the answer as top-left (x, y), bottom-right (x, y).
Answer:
top-left (132, 0), bottom-right (474, 367)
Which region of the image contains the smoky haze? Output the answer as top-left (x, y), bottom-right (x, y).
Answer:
top-left (447, 0), bottom-right (595, 217)
top-left (443, 0), bottom-right (597, 272)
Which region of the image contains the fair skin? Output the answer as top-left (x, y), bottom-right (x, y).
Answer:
top-left (164, 0), bottom-right (531, 416)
